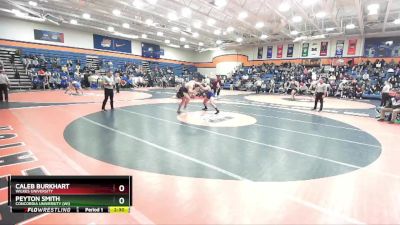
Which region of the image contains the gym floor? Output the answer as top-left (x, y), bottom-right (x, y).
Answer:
top-left (1, 88), bottom-right (399, 224)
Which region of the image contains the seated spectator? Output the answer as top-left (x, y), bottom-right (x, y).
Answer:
top-left (378, 91), bottom-right (400, 123)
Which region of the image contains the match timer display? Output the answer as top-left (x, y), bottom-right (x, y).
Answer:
top-left (8, 176), bottom-right (132, 213)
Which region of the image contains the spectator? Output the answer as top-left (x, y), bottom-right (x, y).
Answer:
top-left (0, 70), bottom-right (10, 102)
top-left (378, 91), bottom-right (400, 123)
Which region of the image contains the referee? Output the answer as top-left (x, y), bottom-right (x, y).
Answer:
top-left (0, 69), bottom-right (10, 102)
top-left (312, 79), bottom-right (328, 112)
top-left (101, 72), bottom-right (114, 111)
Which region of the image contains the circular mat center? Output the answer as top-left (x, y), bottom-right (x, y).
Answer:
top-left (177, 111), bottom-right (256, 127)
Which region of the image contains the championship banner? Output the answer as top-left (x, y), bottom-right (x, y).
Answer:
top-left (257, 47), bottom-right (263, 59)
top-left (320, 42), bottom-right (328, 56)
top-left (287, 44), bottom-right (294, 58)
top-left (277, 44), bottom-right (283, 58)
top-left (267, 46), bottom-right (273, 58)
top-left (310, 42), bottom-right (319, 56)
top-left (34, 29), bottom-right (64, 43)
top-left (347, 39), bottom-right (357, 55)
top-left (93, 34), bottom-right (132, 53)
top-left (335, 40), bottom-right (345, 56)
top-left (301, 43), bottom-right (309, 57)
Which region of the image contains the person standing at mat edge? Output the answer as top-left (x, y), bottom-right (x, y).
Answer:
top-left (102, 72), bottom-right (114, 111)
top-left (312, 79), bottom-right (328, 112)
top-left (0, 70), bottom-right (10, 102)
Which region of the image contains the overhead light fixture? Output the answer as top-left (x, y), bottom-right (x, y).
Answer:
top-left (236, 37), bottom-right (243, 42)
top-left (214, 29), bottom-right (221, 35)
top-left (193, 21), bottom-right (202, 28)
top-left (394, 18), bottom-right (400, 24)
top-left (302, 0), bottom-right (318, 6)
top-left (278, 2), bottom-right (290, 12)
top-left (292, 16), bottom-right (302, 23)
top-left (238, 11), bottom-right (248, 20)
top-left (169, 44), bottom-right (180, 48)
top-left (146, 0), bottom-right (157, 4)
top-left (132, 0), bottom-right (145, 9)
top-left (368, 9), bottom-right (378, 15)
top-left (180, 37), bottom-right (186, 42)
top-left (156, 31), bottom-right (163, 36)
top-left (214, 0), bottom-right (227, 7)
top-left (82, 13), bottom-right (90, 19)
top-left (367, 3), bottom-right (379, 11)
top-left (222, 31), bottom-right (227, 35)
top-left (255, 22), bottom-right (264, 28)
top-left (141, 34), bottom-right (147, 38)
top-left (112, 9), bottom-right (121, 16)
top-left (227, 26), bottom-right (234, 32)
top-left (145, 18), bottom-right (153, 25)
top-left (290, 30), bottom-right (299, 35)
top-left (184, 44), bottom-right (190, 48)
top-left (181, 7), bottom-right (192, 18)
top-left (113, 32), bottom-right (138, 39)
top-left (260, 34), bottom-right (268, 39)
top-left (192, 32), bottom-right (199, 38)
top-left (216, 40), bottom-right (222, 45)
top-left (70, 19), bottom-right (78, 25)
top-left (325, 27), bottom-right (335, 31)
top-left (168, 12), bottom-right (178, 21)
top-left (172, 26), bottom-right (180, 32)
top-left (346, 23), bottom-right (355, 29)
top-left (186, 27), bottom-right (192, 32)
top-left (108, 26), bottom-right (115, 32)
top-left (122, 23), bottom-right (130, 28)
top-left (199, 42), bottom-right (204, 46)
top-left (28, 1), bottom-right (38, 6)
top-left (207, 18), bottom-right (216, 26)
top-left (315, 11), bottom-right (326, 18)
top-left (165, 39), bottom-right (170, 44)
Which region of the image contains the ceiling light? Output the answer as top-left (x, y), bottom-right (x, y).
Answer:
top-left (180, 37), bottom-right (186, 42)
top-left (146, 0), bottom-right (157, 4)
top-left (186, 27), bottom-right (192, 32)
top-left (82, 13), bottom-right (90, 19)
top-left (145, 18), bottom-right (153, 25)
top-left (290, 30), bottom-right (299, 35)
top-left (214, 0), bottom-right (227, 7)
top-left (260, 34), bottom-right (268, 39)
top-left (292, 16), bottom-right (302, 23)
top-left (156, 31), bottom-right (163, 36)
top-left (108, 26), bottom-right (114, 32)
top-left (181, 7), bottom-right (192, 18)
top-left (394, 18), bottom-right (400, 24)
top-left (255, 22), bottom-right (264, 28)
top-left (28, 1), bottom-right (38, 6)
top-left (214, 29), bottom-right (221, 35)
top-left (325, 27), bottom-right (335, 31)
top-left (207, 18), bottom-right (216, 26)
top-left (346, 23), bottom-right (355, 29)
top-left (141, 34), bottom-right (147, 38)
top-left (278, 2), bottom-right (290, 12)
top-left (216, 40), bottom-right (222, 45)
top-left (227, 26), bottom-right (234, 32)
top-left (199, 42), bottom-right (204, 46)
top-left (70, 19), bottom-right (78, 25)
top-left (184, 44), bottom-right (190, 48)
top-left (302, 0), bottom-right (318, 6)
top-left (368, 9), bottom-right (378, 15)
top-left (193, 21), bottom-right (202, 28)
top-left (168, 12), bottom-right (178, 21)
top-left (122, 23), bottom-right (130, 28)
top-left (172, 26), bottom-right (180, 32)
top-left (192, 32), bottom-right (199, 38)
top-left (236, 37), bottom-right (243, 42)
top-left (112, 9), bottom-right (121, 16)
top-left (238, 11), bottom-right (248, 20)
top-left (165, 39), bottom-right (170, 44)
top-left (315, 11), bottom-right (326, 18)
top-left (367, 3), bottom-right (379, 11)
top-left (132, 0), bottom-right (144, 9)
top-left (169, 44), bottom-right (180, 48)
top-left (222, 31), bottom-right (227, 35)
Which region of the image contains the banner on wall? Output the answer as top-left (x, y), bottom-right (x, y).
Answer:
top-left (310, 42), bottom-right (319, 56)
top-left (364, 37), bottom-right (400, 57)
top-left (320, 42), bottom-right (328, 56)
top-left (277, 44), bottom-right (283, 58)
top-left (34, 29), bottom-right (64, 43)
top-left (93, 34), bottom-right (132, 53)
top-left (335, 40), bottom-right (345, 57)
top-left (301, 43), bottom-right (309, 57)
top-left (347, 39), bottom-right (357, 55)
top-left (267, 46), bottom-right (273, 58)
top-left (287, 44), bottom-right (294, 58)
top-left (257, 47), bottom-right (263, 59)
top-left (160, 48), bottom-right (164, 56)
